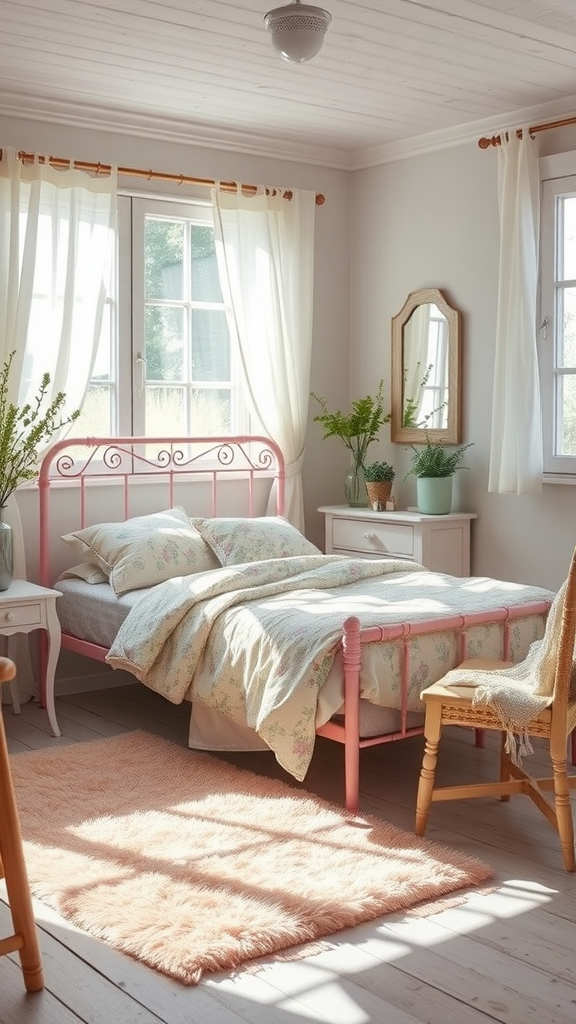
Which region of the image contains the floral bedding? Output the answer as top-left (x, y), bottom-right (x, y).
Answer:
top-left (106, 554), bottom-right (553, 780)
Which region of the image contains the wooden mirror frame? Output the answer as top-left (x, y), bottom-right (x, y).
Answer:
top-left (391, 287), bottom-right (462, 444)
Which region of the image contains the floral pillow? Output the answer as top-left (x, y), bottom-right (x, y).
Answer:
top-left (193, 516), bottom-right (321, 566)
top-left (62, 507), bottom-right (220, 595)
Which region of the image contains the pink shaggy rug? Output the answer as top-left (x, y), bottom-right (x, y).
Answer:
top-left (10, 730), bottom-right (492, 985)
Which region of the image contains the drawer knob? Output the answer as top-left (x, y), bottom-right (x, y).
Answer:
top-left (5, 612), bottom-right (14, 622)
top-left (364, 532), bottom-right (376, 541)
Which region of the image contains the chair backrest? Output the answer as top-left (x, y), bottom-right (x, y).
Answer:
top-left (550, 545), bottom-right (576, 739)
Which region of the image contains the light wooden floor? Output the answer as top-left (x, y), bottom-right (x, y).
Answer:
top-left (2, 684), bottom-right (576, 1023)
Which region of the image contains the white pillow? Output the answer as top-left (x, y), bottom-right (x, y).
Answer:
top-left (62, 507), bottom-right (221, 595)
top-left (57, 562), bottom-right (109, 585)
top-left (194, 516), bottom-right (321, 566)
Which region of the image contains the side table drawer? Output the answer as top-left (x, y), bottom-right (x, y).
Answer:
top-left (0, 603), bottom-right (42, 629)
top-left (332, 518), bottom-right (414, 558)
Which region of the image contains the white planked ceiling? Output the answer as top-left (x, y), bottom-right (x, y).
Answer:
top-left (2, 0), bottom-right (576, 168)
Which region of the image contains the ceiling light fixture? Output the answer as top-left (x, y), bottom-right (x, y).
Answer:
top-left (264, 0), bottom-right (332, 64)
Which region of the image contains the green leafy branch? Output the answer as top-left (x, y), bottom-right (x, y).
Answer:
top-left (311, 379), bottom-right (390, 462)
top-left (0, 350), bottom-right (80, 508)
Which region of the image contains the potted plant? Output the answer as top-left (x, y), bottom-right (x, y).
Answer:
top-left (0, 350), bottom-right (79, 589)
top-left (364, 461), bottom-right (395, 508)
top-left (405, 435), bottom-right (473, 515)
top-left (311, 380), bottom-right (391, 507)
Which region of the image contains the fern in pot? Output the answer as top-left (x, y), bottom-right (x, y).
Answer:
top-left (364, 461), bottom-right (395, 508)
top-left (406, 435), bottom-right (473, 515)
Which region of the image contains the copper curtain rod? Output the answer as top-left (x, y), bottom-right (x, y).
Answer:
top-left (8, 150), bottom-right (325, 206)
top-left (478, 114), bottom-right (576, 149)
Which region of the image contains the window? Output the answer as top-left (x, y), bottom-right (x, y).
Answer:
top-left (72, 194), bottom-right (246, 438)
top-left (540, 157), bottom-right (576, 477)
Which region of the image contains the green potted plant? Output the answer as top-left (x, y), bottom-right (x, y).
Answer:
top-left (405, 435), bottom-right (473, 515)
top-left (0, 350), bottom-right (80, 589)
top-left (363, 461), bottom-right (395, 508)
top-left (311, 380), bottom-right (391, 507)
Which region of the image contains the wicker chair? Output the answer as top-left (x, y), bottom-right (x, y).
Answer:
top-left (0, 656), bottom-right (44, 991)
top-left (415, 548), bottom-right (576, 872)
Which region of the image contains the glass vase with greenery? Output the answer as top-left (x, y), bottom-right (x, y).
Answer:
top-left (311, 380), bottom-right (391, 506)
top-left (0, 350), bottom-right (80, 588)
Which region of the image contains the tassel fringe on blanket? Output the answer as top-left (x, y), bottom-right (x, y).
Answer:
top-left (442, 578), bottom-right (576, 765)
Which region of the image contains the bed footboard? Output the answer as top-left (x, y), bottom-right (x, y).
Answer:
top-left (318, 602), bottom-right (552, 811)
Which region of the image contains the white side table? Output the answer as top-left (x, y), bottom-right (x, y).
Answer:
top-left (0, 581), bottom-right (62, 737)
top-left (318, 506), bottom-right (477, 577)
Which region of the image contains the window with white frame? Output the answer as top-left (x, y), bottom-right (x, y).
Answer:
top-left (540, 154), bottom-right (576, 478)
top-left (72, 194), bottom-right (247, 438)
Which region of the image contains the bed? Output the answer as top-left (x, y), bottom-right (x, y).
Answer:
top-left (38, 435), bottom-right (555, 809)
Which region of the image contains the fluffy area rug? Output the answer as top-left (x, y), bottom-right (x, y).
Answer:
top-left (10, 730), bottom-right (493, 985)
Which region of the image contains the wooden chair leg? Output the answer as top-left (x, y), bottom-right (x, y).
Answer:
top-left (499, 732), bottom-right (511, 802)
top-left (0, 708), bottom-right (44, 991)
top-left (415, 703), bottom-right (442, 836)
top-left (551, 753), bottom-right (576, 873)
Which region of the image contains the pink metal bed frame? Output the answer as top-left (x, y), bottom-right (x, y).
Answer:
top-left (38, 435), bottom-right (555, 811)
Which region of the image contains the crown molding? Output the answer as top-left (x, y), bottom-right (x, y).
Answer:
top-left (0, 91), bottom-right (353, 171)
top-left (3, 89), bottom-right (576, 174)
top-left (349, 93), bottom-right (576, 170)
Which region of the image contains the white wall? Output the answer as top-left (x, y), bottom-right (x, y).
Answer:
top-left (0, 116), bottom-right (351, 558)
top-left (351, 129), bottom-right (576, 592)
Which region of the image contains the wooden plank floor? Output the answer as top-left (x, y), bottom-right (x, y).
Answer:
top-left (2, 684), bottom-right (576, 1023)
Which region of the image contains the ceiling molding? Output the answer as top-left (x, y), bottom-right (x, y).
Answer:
top-left (3, 89), bottom-right (576, 176)
top-left (0, 91), bottom-right (353, 171)
top-left (350, 93), bottom-right (576, 170)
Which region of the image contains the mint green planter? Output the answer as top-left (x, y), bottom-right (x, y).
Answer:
top-left (416, 476), bottom-right (453, 515)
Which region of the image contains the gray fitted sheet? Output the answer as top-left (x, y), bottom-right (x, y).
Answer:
top-left (55, 578), bottom-right (154, 648)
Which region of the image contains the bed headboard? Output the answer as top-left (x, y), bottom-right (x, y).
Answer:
top-left (38, 435), bottom-right (285, 588)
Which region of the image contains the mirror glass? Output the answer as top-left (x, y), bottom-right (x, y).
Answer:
top-left (391, 287), bottom-right (462, 444)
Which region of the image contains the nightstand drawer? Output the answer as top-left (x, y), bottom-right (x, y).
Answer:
top-left (0, 603), bottom-right (42, 628)
top-left (332, 518), bottom-right (414, 557)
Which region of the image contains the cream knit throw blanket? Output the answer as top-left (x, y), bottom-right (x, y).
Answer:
top-left (441, 579), bottom-right (576, 764)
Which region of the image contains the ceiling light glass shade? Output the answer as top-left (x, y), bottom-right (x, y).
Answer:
top-left (264, 1), bottom-right (331, 63)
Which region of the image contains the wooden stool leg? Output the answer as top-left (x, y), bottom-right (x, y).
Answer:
top-left (0, 703), bottom-right (44, 991)
top-left (415, 703), bottom-right (442, 837)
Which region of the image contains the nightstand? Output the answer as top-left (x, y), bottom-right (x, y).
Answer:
top-left (0, 581), bottom-right (62, 737)
top-left (318, 506), bottom-right (477, 576)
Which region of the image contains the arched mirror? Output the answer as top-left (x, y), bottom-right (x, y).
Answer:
top-left (391, 287), bottom-right (462, 444)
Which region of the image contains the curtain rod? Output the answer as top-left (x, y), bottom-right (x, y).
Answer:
top-left (478, 114), bottom-right (576, 149)
top-left (5, 150), bottom-right (325, 205)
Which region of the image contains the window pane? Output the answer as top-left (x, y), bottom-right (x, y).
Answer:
top-left (561, 287), bottom-right (576, 366)
top-left (73, 385), bottom-right (112, 436)
top-left (557, 375), bottom-right (576, 455)
top-left (191, 225), bottom-right (223, 302)
top-left (145, 386), bottom-right (186, 435)
top-left (145, 219), bottom-right (184, 299)
top-left (191, 309), bottom-right (230, 381)
top-left (145, 307), bottom-right (184, 380)
top-left (560, 196), bottom-right (576, 282)
top-left (190, 389), bottom-right (231, 432)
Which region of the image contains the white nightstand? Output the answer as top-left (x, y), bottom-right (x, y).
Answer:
top-left (0, 581), bottom-right (62, 737)
top-left (318, 506), bottom-right (477, 577)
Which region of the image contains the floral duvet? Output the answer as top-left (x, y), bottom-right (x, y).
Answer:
top-left (106, 554), bottom-right (553, 780)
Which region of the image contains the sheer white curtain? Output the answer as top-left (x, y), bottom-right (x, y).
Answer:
top-left (211, 187), bottom-right (316, 531)
top-left (0, 147), bottom-right (116, 430)
top-left (0, 147), bottom-right (116, 698)
top-left (489, 131), bottom-right (542, 493)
